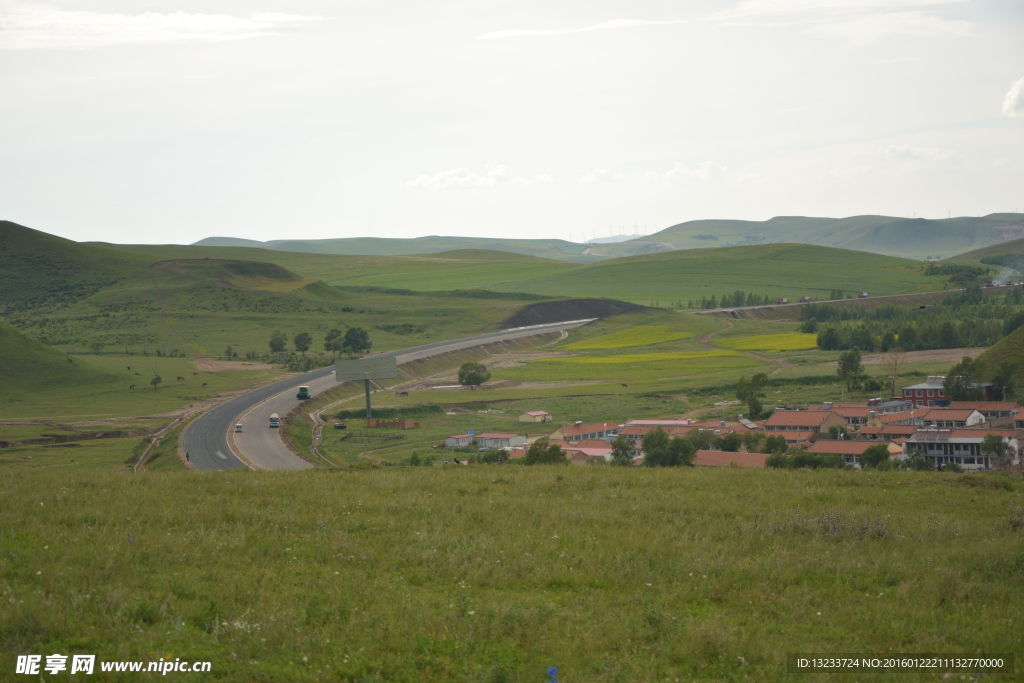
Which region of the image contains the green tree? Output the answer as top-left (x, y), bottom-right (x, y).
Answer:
top-left (642, 429), bottom-right (694, 467)
top-left (293, 332), bottom-right (312, 356)
top-left (736, 372), bottom-right (768, 419)
top-left (343, 327), bottom-right (372, 354)
top-left (944, 356), bottom-right (984, 401)
top-left (765, 452), bottom-right (789, 468)
top-left (859, 443), bottom-right (891, 469)
top-left (269, 330), bottom-right (287, 354)
top-left (609, 434), bottom-right (637, 466)
top-left (828, 425), bottom-right (851, 440)
top-left (409, 451), bottom-right (421, 466)
top-left (457, 362), bottom-right (491, 390)
top-left (990, 362), bottom-right (1018, 402)
top-left (763, 434), bottom-right (788, 455)
top-left (837, 347), bottom-right (864, 391)
top-left (149, 373), bottom-right (162, 391)
top-left (324, 329), bottom-right (342, 355)
top-left (523, 438), bottom-right (566, 465)
top-left (715, 432), bottom-right (743, 452)
top-left (224, 345), bottom-right (235, 359)
top-left (981, 433), bottom-right (1011, 469)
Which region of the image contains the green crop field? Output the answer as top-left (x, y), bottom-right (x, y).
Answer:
top-left (717, 332), bottom-right (819, 352)
top-left (560, 325), bottom-right (692, 350)
top-left (2, 466), bottom-right (1022, 682)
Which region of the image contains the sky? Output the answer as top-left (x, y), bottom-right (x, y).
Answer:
top-left (1, 0), bottom-right (1023, 245)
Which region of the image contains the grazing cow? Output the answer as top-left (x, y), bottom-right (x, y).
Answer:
top-left (621, 383), bottom-right (628, 388)
top-left (193, 372), bottom-right (199, 376)
top-left (176, 376), bottom-right (185, 381)
top-left (66, 358), bottom-right (73, 363)
top-left (129, 384), bottom-right (135, 390)
top-left (127, 366), bottom-right (131, 370)
top-left (202, 383), bottom-right (207, 387)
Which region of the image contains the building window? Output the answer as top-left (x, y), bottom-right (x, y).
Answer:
top-left (927, 389), bottom-right (934, 397)
top-left (917, 390), bottom-right (924, 397)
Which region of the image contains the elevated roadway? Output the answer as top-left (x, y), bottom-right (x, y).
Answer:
top-left (181, 319), bottom-right (594, 471)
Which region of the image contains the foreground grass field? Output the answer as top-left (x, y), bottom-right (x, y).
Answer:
top-left (1, 467), bottom-right (1021, 682)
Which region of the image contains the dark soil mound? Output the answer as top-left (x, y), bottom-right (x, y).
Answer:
top-left (503, 298), bottom-right (644, 328)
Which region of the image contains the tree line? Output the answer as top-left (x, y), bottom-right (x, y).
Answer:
top-left (803, 288), bottom-right (1024, 352)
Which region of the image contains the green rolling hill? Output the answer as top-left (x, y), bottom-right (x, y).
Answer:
top-left (485, 243), bottom-right (949, 305)
top-left (189, 235), bottom-right (603, 263)
top-left (597, 213), bottom-right (1024, 261)
top-left (181, 213), bottom-right (1024, 262)
top-left (972, 324), bottom-right (1024, 402)
top-left (949, 236), bottom-right (1024, 274)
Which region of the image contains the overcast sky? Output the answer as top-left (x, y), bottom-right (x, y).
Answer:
top-left (2, 0), bottom-right (1023, 245)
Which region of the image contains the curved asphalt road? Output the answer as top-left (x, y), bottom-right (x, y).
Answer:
top-left (181, 319), bottom-right (594, 471)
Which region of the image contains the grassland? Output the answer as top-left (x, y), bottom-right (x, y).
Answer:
top-left (2, 466), bottom-right (1022, 682)
top-left (106, 235), bottom-right (951, 306)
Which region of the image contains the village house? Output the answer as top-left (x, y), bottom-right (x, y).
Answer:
top-left (475, 433), bottom-right (528, 450)
top-left (901, 376), bottom-right (996, 408)
top-left (855, 424), bottom-right (919, 442)
top-left (807, 440), bottom-right (901, 467)
top-left (444, 433), bottom-right (474, 448)
top-left (901, 376), bottom-right (949, 407)
top-left (518, 410), bottom-right (552, 424)
top-left (946, 401), bottom-right (1021, 421)
top-left (693, 450), bottom-right (768, 468)
top-left (902, 428), bottom-right (1020, 470)
top-left (548, 421), bottom-right (619, 443)
top-left (920, 408), bottom-right (985, 429)
top-left (763, 410), bottom-right (846, 434)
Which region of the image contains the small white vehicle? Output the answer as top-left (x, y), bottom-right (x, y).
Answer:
top-left (234, 424), bottom-right (243, 433)
top-left (269, 413), bottom-right (280, 428)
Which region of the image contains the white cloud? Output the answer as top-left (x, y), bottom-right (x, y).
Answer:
top-left (1002, 77), bottom-right (1024, 118)
top-left (0, 3), bottom-right (323, 50)
top-left (642, 162), bottom-right (727, 184)
top-left (874, 144), bottom-right (959, 166)
top-left (406, 164), bottom-right (519, 190)
top-left (578, 169), bottom-right (627, 186)
top-left (535, 174), bottom-right (554, 183)
top-left (713, 0), bottom-right (970, 44)
top-left (479, 18), bottom-right (684, 40)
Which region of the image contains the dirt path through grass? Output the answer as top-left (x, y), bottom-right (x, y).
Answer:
top-left (697, 314), bottom-right (793, 376)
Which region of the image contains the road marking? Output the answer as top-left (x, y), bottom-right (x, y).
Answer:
top-left (215, 450), bottom-right (228, 460)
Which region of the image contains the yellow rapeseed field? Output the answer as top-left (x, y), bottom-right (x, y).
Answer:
top-left (718, 332), bottom-right (818, 352)
top-left (561, 325), bottom-right (693, 350)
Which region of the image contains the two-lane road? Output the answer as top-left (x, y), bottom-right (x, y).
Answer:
top-left (181, 320), bottom-right (594, 470)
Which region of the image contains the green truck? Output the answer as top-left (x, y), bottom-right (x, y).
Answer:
top-left (296, 385), bottom-right (310, 400)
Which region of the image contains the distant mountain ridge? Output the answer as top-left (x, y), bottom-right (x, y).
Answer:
top-left (192, 213), bottom-right (1024, 262)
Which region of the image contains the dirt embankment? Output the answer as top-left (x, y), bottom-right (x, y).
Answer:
top-left (503, 298), bottom-right (643, 327)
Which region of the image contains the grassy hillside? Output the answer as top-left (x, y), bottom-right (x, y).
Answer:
top-left (104, 241), bottom-right (951, 306)
top-left (190, 234), bottom-right (603, 263)
top-left (491, 243), bottom-right (947, 305)
top-left (950, 236), bottom-right (1024, 273)
top-left (0, 224), bottom-right (564, 389)
top-left (972, 324), bottom-right (1024, 400)
top-left (594, 213), bottom-right (1024, 260)
top-left (0, 221), bottom-right (154, 316)
top-left (0, 321), bottom-right (117, 393)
